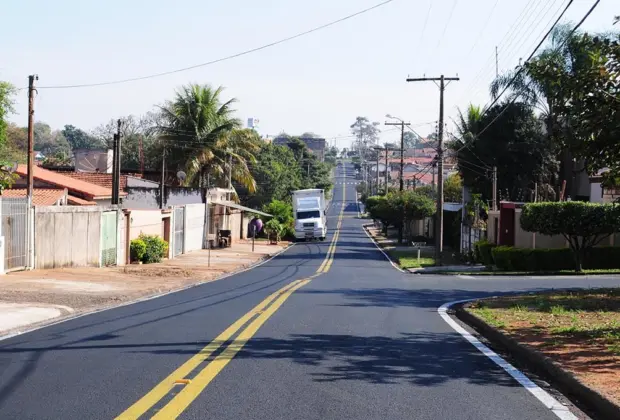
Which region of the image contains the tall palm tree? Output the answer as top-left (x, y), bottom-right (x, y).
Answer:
top-left (158, 84), bottom-right (258, 192)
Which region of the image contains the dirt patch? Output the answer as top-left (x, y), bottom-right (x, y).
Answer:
top-left (467, 289), bottom-right (620, 407)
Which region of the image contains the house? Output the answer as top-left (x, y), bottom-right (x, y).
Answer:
top-left (11, 164), bottom-right (124, 205)
top-left (34, 151), bottom-right (45, 161)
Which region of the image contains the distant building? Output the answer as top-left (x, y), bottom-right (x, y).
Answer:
top-left (273, 136), bottom-right (326, 162)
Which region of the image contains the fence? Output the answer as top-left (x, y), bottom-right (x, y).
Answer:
top-left (1, 197), bottom-right (28, 271)
top-left (460, 224), bottom-right (486, 254)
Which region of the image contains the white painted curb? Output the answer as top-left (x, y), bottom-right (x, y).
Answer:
top-left (438, 299), bottom-right (576, 420)
top-left (0, 243), bottom-right (296, 342)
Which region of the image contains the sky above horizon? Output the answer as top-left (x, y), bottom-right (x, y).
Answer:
top-left (2, 0), bottom-right (617, 149)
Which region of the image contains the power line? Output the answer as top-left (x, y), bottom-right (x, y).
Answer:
top-left (457, 0), bottom-right (546, 103)
top-left (475, 0), bottom-right (594, 139)
top-left (436, 0), bottom-right (459, 51)
top-left (463, 0), bottom-right (502, 60)
top-left (35, 0), bottom-right (397, 90)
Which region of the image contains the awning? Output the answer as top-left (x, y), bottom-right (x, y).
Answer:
top-left (212, 201), bottom-right (272, 218)
top-left (443, 203), bottom-right (463, 212)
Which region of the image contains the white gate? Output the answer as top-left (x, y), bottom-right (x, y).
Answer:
top-left (2, 197), bottom-right (28, 271)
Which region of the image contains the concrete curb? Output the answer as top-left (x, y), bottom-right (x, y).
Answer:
top-left (362, 223), bottom-right (406, 273)
top-left (0, 243), bottom-right (295, 342)
top-left (455, 302), bottom-right (620, 420)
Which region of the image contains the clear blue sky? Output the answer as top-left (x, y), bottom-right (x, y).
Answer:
top-left (2, 0), bottom-right (617, 148)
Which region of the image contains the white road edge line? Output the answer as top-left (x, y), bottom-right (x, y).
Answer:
top-left (0, 243), bottom-right (296, 342)
top-left (362, 223), bottom-right (406, 273)
top-left (438, 299), bottom-right (577, 420)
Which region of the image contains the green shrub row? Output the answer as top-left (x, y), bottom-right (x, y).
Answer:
top-left (473, 240), bottom-right (496, 267)
top-left (490, 246), bottom-right (620, 271)
top-left (130, 234), bottom-right (169, 264)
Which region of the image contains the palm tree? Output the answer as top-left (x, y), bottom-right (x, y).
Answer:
top-left (158, 84), bottom-right (258, 192)
top-left (454, 104), bottom-right (482, 142)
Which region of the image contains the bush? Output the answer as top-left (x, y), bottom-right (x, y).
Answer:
top-left (264, 219), bottom-right (283, 243)
top-left (490, 246), bottom-right (620, 272)
top-left (129, 239), bottom-right (146, 262)
top-left (474, 240), bottom-right (496, 267)
top-left (262, 200), bottom-right (293, 226)
top-left (520, 201), bottom-right (620, 271)
top-left (139, 234), bottom-right (168, 264)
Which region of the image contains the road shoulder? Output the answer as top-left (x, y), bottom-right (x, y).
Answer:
top-left (0, 241), bottom-right (291, 339)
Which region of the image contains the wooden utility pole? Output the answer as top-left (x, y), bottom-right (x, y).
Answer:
top-left (384, 145), bottom-right (389, 196)
top-left (407, 75), bottom-right (459, 265)
top-left (385, 121), bottom-right (411, 192)
top-left (26, 75), bottom-right (38, 202)
top-left (160, 146), bottom-right (166, 209)
top-left (492, 166), bottom-right (498, 211)
top-left (112, 119), bottom-right (122, 205)
top-left (375, 151), bottom-right (380, 195)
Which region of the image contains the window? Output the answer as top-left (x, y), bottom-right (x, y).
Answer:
top-left (297, 210), bottom-right (321, 219)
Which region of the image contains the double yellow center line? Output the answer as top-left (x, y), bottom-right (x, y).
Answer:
top-left (116, 174), bottom-right (347, 419)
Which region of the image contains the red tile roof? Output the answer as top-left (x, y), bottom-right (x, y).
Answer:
top-left (1, 188), bottom-right (66, 206)
top-left (15, 165), bottom-right (125, 199)
top-left (66, 195), bottom-right (97, 206)
top-left (59, 172), bottom-right (141, 191)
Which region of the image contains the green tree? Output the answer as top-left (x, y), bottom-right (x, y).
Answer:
top-left (238, 143), bottom-right (301, 208)
top-left (350, 116), bottom-right (380, 151)
top-left (62, 124), bottom-right (103, 151)
top-left (444, 173), bottom-right (463, 202)
top-left (158, 84), bottom-right (258, 192)
top-left (525, 32), bottom-right (620, 182)
top-left (34, 122), bottom-right (71, 157)
top-left (91, 113), bottom-right (161, 171)
top-left (0, 81), bottom-right (16, 147)
top-left (450, 102), bottom-right (556, 202)
top-left (520, 202), bottom-right (620, 272)
top-left (403, 131), bottom-right (419, 149)
top-left (263, 200), bottom-right (294, 227)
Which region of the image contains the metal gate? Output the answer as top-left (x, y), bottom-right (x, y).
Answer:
top-left (174, 207), bottom-right (184, 257)
top-left (100, 211), bottom-right (117, 266)
top-left (1, 197), bottom-right (28, 271)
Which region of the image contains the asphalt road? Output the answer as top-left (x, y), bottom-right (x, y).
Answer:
top-left (1, 163), bottom-right (619, 419)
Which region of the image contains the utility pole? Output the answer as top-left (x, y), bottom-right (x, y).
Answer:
top-left (160, 146), bottom-right (166, 209)
top-left (26, 75), bottom-right (38, 203)
top-left (375, 151), bottom-right (380, 195)
top-left (385, 120), bottom-right (411, 192)
top-left (112, 119), bottom-right (122, 205)
top-left (384, 145), bottom-right (389, 196)
top-left (26, 74), bottom-right (38, 270)
top-left (407, 74), bottom-right (459, 265)
top-left (492, 166), bottom-right (498, 211)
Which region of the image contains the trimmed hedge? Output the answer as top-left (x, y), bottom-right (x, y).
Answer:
top-left (490, 246), bottom-right (620, 271)
top-left (474, 240), bottom-right (496, 267)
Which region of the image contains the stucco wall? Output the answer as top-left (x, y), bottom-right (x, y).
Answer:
top-left (128, 210), bottom-right (163, 240)
top-left (34, 206), bottom-right (107, 269)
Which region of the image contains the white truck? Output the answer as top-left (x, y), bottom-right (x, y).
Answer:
top-left (292, 189), bottom-right (327, 241)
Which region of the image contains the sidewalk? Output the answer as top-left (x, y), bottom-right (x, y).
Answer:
top-left (0, 240), bottom-right (289, 337)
